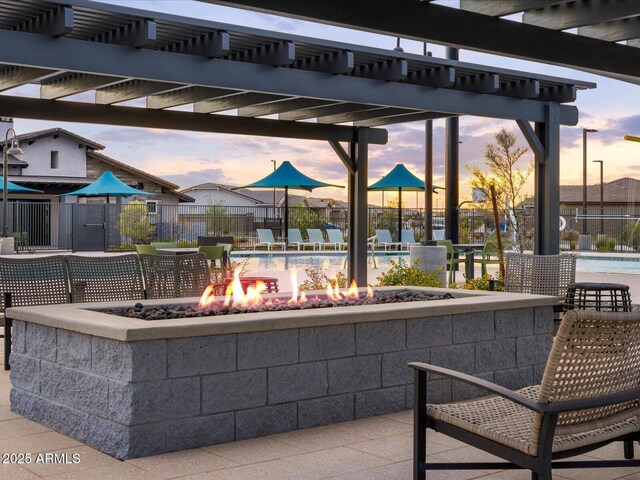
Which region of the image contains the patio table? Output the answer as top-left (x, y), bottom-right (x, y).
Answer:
top-left (155, 248), bottom-right (199, 256)
top-left (453, 243), bottom-right (485, 280)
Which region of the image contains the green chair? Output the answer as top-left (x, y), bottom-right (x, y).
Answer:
top-left (474, 242), bottom-right (501, 277)
top-left (135, 244), bottom-right (157, 255)
top-left (151, 241), bottom-right (178, 249)
top-left (436, 240), bottom-right (466, 285)
top-left (217, 243), bottom-right (233, 266)
top-left (198, 245), bottom-right (226, 282)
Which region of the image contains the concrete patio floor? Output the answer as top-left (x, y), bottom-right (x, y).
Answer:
top-left (2, 357), bottom-right (640, 480)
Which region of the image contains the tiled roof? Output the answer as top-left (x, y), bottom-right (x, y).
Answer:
top-left (560, 178), bottom-right (640, 204)
top-left (1, 128), bottom-right (104, 151)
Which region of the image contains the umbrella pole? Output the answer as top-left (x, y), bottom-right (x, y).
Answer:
top-left (284, 186), bottom-right (289, 248)
top-left (398, 187), bottom-right (402, 242)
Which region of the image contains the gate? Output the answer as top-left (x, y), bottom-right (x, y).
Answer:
top-left (72, 204), bottom-right (107, 252)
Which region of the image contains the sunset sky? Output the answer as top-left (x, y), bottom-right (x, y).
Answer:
top-left (9, 0), bottom-right (640, 207)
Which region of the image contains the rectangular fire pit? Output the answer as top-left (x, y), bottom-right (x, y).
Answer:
top-left (8, 287), bottom-right (557, 459)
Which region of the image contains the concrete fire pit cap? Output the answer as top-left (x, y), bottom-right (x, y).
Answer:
top-left (6, 287), bottom-right (559, 341)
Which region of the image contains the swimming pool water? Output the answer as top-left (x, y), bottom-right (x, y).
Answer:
top-left (231, 252), bottom-right (640, 275)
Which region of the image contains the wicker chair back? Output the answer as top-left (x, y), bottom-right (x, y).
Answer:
top-left (504, 252), bottom-right (576, 298)
top-left (140, 253), bottom-right (211, 299)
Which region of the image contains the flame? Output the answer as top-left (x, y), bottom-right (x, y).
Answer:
top-left (288, 268), bottom-right (299, 303)
top-left (198, 269), bottom-right (374, 310)
top-left (344, 279), bottom-right (359, 299)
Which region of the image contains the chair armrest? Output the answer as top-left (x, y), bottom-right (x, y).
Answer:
top-left (542, 386), bottom-right (640, 414)
top-left (409, 362), bottom-right (544, 413)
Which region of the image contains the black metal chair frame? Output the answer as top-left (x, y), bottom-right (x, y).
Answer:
top-left (411, 363), bottom-right (640, 480)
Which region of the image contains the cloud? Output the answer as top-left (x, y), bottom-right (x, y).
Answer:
top-left (162, 168), bottom-right (231, 187)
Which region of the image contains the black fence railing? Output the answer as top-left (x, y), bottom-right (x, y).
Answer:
top-left (2, 201), bottom-right (639, 253)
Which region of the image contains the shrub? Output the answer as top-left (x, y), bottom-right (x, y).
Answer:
top-left (561, 228), bottom-right (580, 249)
top-left (622, 223), bottom-right (640, 250)
top-left (451, 274), bottom-right (503, 291)
top-left (120, 201), bottom-right (154, 244)
top-left (376, 259), bottom-right (442, 288)
top-left (299, 265), bottom-right (348, 291)
top-left (596, 235), bottom-right (616, 252)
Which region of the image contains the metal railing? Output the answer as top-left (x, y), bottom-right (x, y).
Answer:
top-left (2, 201), bottom-right (639, 253)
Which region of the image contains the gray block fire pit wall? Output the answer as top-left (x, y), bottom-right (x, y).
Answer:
top-left (8, 287), bottom-right (557, 459)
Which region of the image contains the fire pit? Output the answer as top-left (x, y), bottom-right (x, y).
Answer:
top-left (8, 286), bottom-right (558, 460)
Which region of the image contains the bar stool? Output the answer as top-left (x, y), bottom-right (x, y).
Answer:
top-left (564, 282), bottom-right (632, 312)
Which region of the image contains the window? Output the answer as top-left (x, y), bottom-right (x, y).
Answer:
top-left (50, 151), bottom-right (59, 169)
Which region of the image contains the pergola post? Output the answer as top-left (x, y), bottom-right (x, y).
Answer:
top-left (424, 119), bottom-right (433, 241)
top-left (444, 47), bottom-right (460, 243)
top-left (534, 103), bottom-right (560, 254)
top-left (347, 128), bottom-right (369, 285)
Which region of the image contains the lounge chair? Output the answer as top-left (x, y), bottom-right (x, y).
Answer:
top-left (255, 229), bottom-right (285, 251)
top-left (326, 229), bottom-right (348, 250)
top-left (411, 309), bottom-right (640, 479)
top-left (432, 229), bottom-right (445, 241)
top-left (400, 229), bottom-right (420, 250)
top-left (307, 229), bottom-right (332, 250)
top-left (375, 229), bottom-right (402, 250)
top-left (288, 228), bottom-right (317, 251)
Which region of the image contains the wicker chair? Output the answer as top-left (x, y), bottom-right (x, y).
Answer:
top-left (411, 309), bottom-right (640, 480)
top-left (0, 255), bottom-right (71, 369)
top-left (65, 254), bottom-right (145, 303)
top-left (139, 253), bottom-right (211, 299)
top-left (501, 252), bottom-right (577, 298)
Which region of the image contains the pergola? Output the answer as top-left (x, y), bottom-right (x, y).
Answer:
top-left (0, 0), bottom-right (593, 284)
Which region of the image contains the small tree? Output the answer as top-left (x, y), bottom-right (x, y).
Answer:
top-left (120, 200), bottom-right (154, 244)
top-left (466, 128), bottom-right (533, 252)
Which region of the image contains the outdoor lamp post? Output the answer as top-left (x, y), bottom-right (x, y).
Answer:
top-left (593, 160), bottom-right (604, 234)
top-left (2, 128), bottom-right (23, 238)
top-left (270, 159), bottom-right (276, 215)
top-left (582, 128), bottom-right (598, 233)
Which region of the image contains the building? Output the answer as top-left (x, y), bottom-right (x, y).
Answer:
top-left (0, 119), bottom-right (193, 251)
top-left (0, 118), bottom-right (192, 205)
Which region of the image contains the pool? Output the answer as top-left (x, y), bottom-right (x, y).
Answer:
top-left (576, 256), bottom-right (640, 274)
top-left (231, 252), bottom-right (640, 275)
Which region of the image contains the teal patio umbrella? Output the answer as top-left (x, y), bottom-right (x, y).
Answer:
top-left (0, 179), bottom-right (43, 194)
top-left (59, 171), bottom-right (160, 202)
top-left (369, 163), bottom-right (440, 241)
top-left (238, 161), bottom-right (343, 244)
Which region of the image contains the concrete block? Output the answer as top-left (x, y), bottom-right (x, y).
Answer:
top-left (298, 394), bottom-right (354, 429)
top-left (495, 366), bottom-right (533, 391)
top-left (356, 319), bottom-right (405, 354)
top-left (109, 377), bottom-right (200, 425)
top-left (452, 372), bottom-right (494, 401)
top-left (328, 355), bottom-right (381, 394)
top-left (405, 378), bottom-right (453, 410)
top-left (129, 412), bottom-right (235, 457)
top-left (407, 316), bottom-right (452, 349)
top-left (534, 307), bottom-right (554, 334)
top-left (9, 353), bottom-right (40, 394)
top-left (430, 343), bottom-right (474, 377)
top-left (475, 338), bottom-right (516, 372)
top-left (237, 329), bottom-right (298, 369)
top-left (56, 329), bottom-right (92, 371)
top-left (268, 362), bottom-right (327, 404)
top-left (452, 311), bottom-right (494, 344)
top-left (167, 334), bottom-right (235, 377)
top-left (356, 386), bottom-right (405, 418)
top-left (41, 360), bottom-right (109, 415)
top-left (517, 334), bottom-right (553, 366)
top-left (299, 324), bottom-right (354, 361)
top-left (382, 348), bottom-right (429, 387)
top-left (202, 369), bottom-right (266, 413)
top-left (12, 320), bottom-right (25, 354)
top-left (235, 403), bottom-right (297, 440)
top-left (534, 363), bottom-right (546, 384)
top-left (495, 309), bottom-right (533, 338)
top-left (25, 322), bottom-right (56, 361)
top-left (92, 337), bottom-right (166, 381)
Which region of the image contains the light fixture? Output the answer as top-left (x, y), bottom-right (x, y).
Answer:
top-left (3, 128), bottom-right (24, 237)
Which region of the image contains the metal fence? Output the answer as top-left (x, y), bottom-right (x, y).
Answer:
top-left (2, 201), bottom-right (640, 253)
